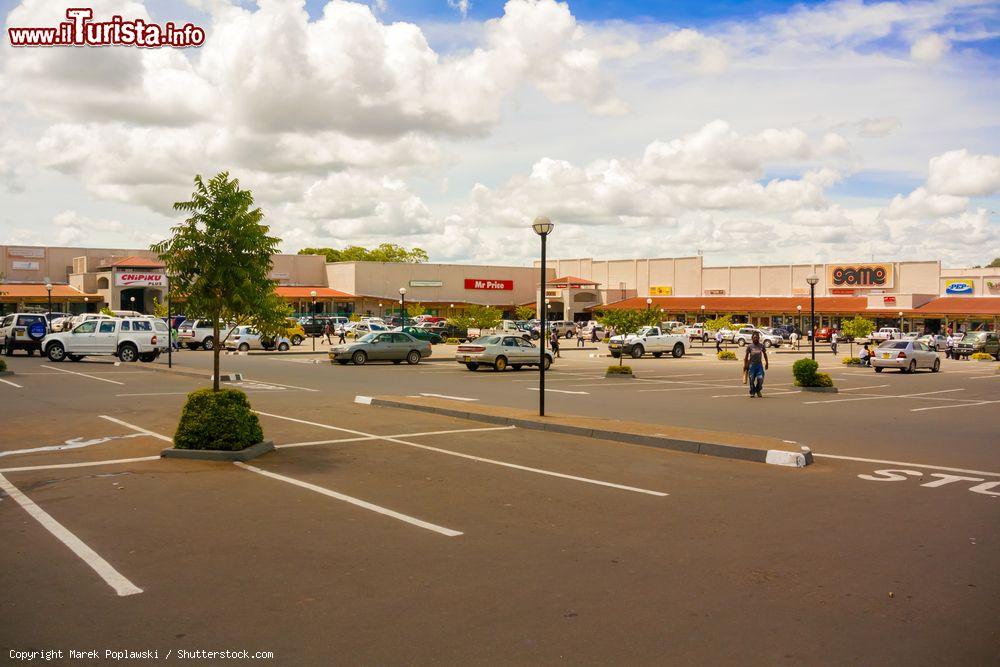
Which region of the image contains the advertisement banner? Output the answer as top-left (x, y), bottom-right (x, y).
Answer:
top-left (944, 280), bottom-right (974, 295)
top-left (8, 247), bottom-right (45, 258)
top-left (649, 285), bottom-right (673, 296)
top-left (115, 271), bottom-right (167, 287)
top-left (828, 263), bottom-right (893, 288)
top-left (11, 261), bottom-right (40, 270)
top-left (464, 279), bottom-right (512, 290)
top-left (409, 280), bottom-right (443, 287)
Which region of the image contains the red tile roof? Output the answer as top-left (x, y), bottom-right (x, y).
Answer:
top-left (914, 297), bottom-right (1000, 315)
top-left (547, 276), bottom-right (600, 286)
top-left (105, 256), bottom-right (165, 268)
top-left (0, 284), bottom-right (99, 300)
top-left (595, 295), bottom-right (1000, 316)
top-left (275, 286), bottom-right (354, 299)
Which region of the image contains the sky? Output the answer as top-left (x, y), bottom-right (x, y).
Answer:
top-left (1, 0), bottom-right (998, 268)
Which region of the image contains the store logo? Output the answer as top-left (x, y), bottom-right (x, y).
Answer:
top-left (464, 279), bottom-right (512, 291)
top-left (830, 264), bottom-right (891, 287)
top-left (945, 280), bottom-right (973, 294)
top-left (116, 272), bottom-right (166, 287)
top-left (649, 285), bottom-right (673, 296)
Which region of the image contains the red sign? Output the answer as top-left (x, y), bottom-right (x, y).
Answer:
top-left (464, 279), bottom-right (513, 291)
top-left (883, 296), bottom-right (896, 305)
top-left (831, 288), bottom-right (854, 295)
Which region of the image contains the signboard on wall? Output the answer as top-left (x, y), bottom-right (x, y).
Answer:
top-left (464, 279), bottom-right (512, 291)
top-left (828, 263), bottom-right (893, 288)
top-left (831, 288), bottom-right (855, 295)
top-left (409, 280), bottom-right (443, 287)
top-left (649, 285), bottom-right (673, 296)
top-left (8, 247), bottom-right (45, 258)
top-left (544, 290), bottom-right (560, 298)
top-left (883, 296), bottom-right (896, 305)
top-left (115, 272), bottom-right (166, 287)
top-left (944, 280), bottom-right (974, 295)
top-left (11, 261), bottom-right (40, 270)
top-left (704, 289), bottom-right (725, 295)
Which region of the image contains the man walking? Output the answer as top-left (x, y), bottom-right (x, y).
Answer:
top-left (743, 331), bottom-right (769, 398)
top-left (576, 326), bottom-right (585, 347)
top-left (337, 324), bottom-right (347, 344)
top-left (550, 329), bottom-right (561, 358)
top-left (323, 321), bottom-right (333, 345)
top-left (715, 329), bottom-right (723, 353)
top-left (830, 330), bottom-right (839, 356)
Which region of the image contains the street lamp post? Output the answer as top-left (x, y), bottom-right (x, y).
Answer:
top-left (310, 290), bottom-right (317, 351)
top-left (45, 282), bottom-right (53, 330)
top-left (166, 283), bottom-right (173, 368)
top-left (806, 273), bottom-right (819, 360)
top-left (532, 216), bottom-right (554, 417)
top-left (399, 287), bottom-right (407, 325)
top-left (129, 295), bottom-right (136, 314)
top-left (378, 303), bottom-right (383, 319)
top-left (796, 305), bottom-right (802, 350)
top-left (898, 310), bottom-right (904, 334)
top-left (646, 297), bottom-right (652, 311)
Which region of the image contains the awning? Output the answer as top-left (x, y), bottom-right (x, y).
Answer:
top-left (0, 283), bottom-right (100, 302)
top-left (274, 286), bottom-right (355, 299)
top-left (594, 295), bottom-right (1000, 317)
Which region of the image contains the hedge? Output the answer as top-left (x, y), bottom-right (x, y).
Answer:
top-left (793, 358), bottom-right (821, 387)
top-left (813, 372), bottom-right (834, 387)
top-left (970, 352), bottom-right (995, 361)
top-left (841, 357), bottom-right (862, 365)
top-left (607, 365), bottom-right (633, 374)
top-left (0, 358), bottom-right (6, 373)
top-left (445, 337), bottom-right (461, 344)
top-left (717, 350), bottom-right (737, 360)
top-left (173, 388), bottom-right (263, 451)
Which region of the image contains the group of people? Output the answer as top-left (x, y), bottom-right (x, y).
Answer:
top-left (322, 322), bottom-right (347, 344)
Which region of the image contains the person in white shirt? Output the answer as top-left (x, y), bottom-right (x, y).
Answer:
top-left (715, 329), bottom-right (723, 353)
top-left (830, 330), bottom-right (839, 355)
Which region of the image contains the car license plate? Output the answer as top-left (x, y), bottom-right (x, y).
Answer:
top-left (881, 352), bottom-right (892, 359)
top-left (464, 356), bottom-right (471, 362)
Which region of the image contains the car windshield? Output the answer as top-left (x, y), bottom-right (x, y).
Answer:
top-left (474, 336), bottom-right (501, 345)
top-left (358, 333), bottom-right (378, 343)
top-left (880, 341), bottom-right (909, 349)
top-left (962, 332), bottom-right (985, 342)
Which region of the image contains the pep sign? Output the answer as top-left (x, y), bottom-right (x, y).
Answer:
top-left (828, 264), bottom-right (893, 288)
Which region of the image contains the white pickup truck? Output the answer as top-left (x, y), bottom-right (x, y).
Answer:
top-left (468, 320), bottom-right (532, 342)
top-left (43, 317), bottom-right (170, 363)
top-left (870, 327), bottom-right (902, 343)
top-left (609, 325), bottom-right (689, 359)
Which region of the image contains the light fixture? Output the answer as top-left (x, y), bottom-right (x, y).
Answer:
top-left (532, 216), bottom-right (554, 236)
top-left (399, 287), bottom-right (407, 296)
top-left (806, 273), bottom-right (819, 286)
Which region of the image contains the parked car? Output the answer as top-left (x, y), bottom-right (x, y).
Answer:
top-left (732, 327), bottom-right (783, 348)
top-left (579, 321), bottom-right (606, 338)
top-left (177, 319), bottom-right (234, 350)
top-left (350, 322), bottom-right (389, 337)
top-left (717, 327), bottom-right (735, 342)
top-left (870, 327), bottom-right (902, 343)
top-left (456, 335), bottom-right (552, 371)
top-left (812, 326), bottom-right (838, 342)
top-left (872, 340), bottom-right (941, 373)
top-left (399, 326), bottom-right (444, 344)
top-left (299, 315), bottom-right (334, 337)
top-left (547, 320), bottom-right (578, 338)
top-left (684, 323), bottom-right (708, 343)
top-left (917, 334), bottom-right (948, 352)
top-left (609, 326), bottom-right (689, 359)
top-left (427, 323), bottom-right (470, 342)
top-left (1, 313), bottom-right (49, 356)
top-left (225, 326), bottom-right (292, 352)
top-left (468, 320), bottom-right (533, 341)
top-left (283, 318), bottom-right (307, 346)
top-left (329, 331), bottom-right (431, 365)
top-left (952, 330), bottom-right (999, 360)
top-left (43, 317), bottom-right (169, 363)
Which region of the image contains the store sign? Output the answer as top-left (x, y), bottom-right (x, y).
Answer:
top-left (270, 272), bottom-right (290, 279)
top-left (883, 296), bottom-right (896, 305)
top-left (829, 263), bottom-right (893, 288)
top-left (115, 272), bottom-right (166, 287)
top-left (831, 288), bottom-right (855, 295)
top-left (649, 285), bottom-right (673, 296)
top-left (11, 261), bottom-right (40, 270)
top-left (8, 247), bottom-right (45, 258)
top-left (944, 280), bottom-right (974, 295)
top-left (704, 289), bottom-right (725, 295)
top-left (464, 279), bottom-right (512, 291)
top-left (409, 280), bottom-right (443, 287)
top-left (544, 290), bottom-right (560, 297)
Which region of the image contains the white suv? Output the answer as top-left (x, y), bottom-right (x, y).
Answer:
top-left (732, 327), bottom-right (783, 348)
top-left (1, 313), bottom-right (50, 356)
top-left (177, 319), bottom-right (234, 350)
top-left (43, 317), bottom-right (169, 363)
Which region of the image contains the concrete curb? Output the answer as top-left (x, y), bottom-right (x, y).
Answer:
top-left (161, 440), bottom-right (274, 461)
top-left (0, 370), bottom-right (15, 377)
top-left (798, 385), bottom-right (839, 393)
top-left (356, 396), bottom-right (813, 468)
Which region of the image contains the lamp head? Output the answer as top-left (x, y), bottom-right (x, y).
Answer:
top-left (806, 273), bottom-right (819, 286)
top-left (309, 290), bottom-right (317, 298)
top-left (399, 287), bottom-right (406, 296)
top-left (646, 297), bottom-right (652, 305)
top-left (531, 216), bottom-right (554, 236)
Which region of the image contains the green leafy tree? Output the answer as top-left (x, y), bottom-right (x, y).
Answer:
top-left (987, 257), bottom-right (1000, 268)
top-left (596, 308), bottom-right (660, 336)
top-left (152, 297), bottom-right (168, 319)
top-left (466, 304), bottom-right (502, 330)
top-left (298, 243), bottom-right (429, 263)
top-left (152, 172), bottom-right (290, 391)
top-left (514, 305), bottom-right (536, 321)
top-left (704, 314), bottom-right (734, 332)
top-left (100, 306), bottom-right (115, 316)
top-left (839, 316), bottom-right (876, 356)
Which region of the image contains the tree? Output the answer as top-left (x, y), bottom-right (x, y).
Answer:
top-left (152, 172), bottom-right (290, 391)
top-left (595, 308), bottom-right (660, 337)
top-left (704, 314), bottom-right (733, 332)
top-left (514, 305), bottom-right (536, 321)
top-left (839, 316), bottom-right (876, 356)
top-left (987, 257), bottom-right (1000, 268)
top-left (298, 243), bottom-right (429, 263)
top-left (152, 297), bottom-right (168, 319)
top-left (465, 304), bottom-right (502, 330)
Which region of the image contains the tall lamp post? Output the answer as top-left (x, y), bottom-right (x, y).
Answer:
top-left (806, 273), bottom-right (819, 360)
top-left (45, 281), bottom-right (53, 330)
top-left (399, 287), bottom-right (407, 325)
top-left (796, 305), bottom-right (802, 350)
top-left (378, 303), bottom-right (383, 319)
top-left (166, 282), bottom-right (173, 368)
top-left (898, 310), bottom-right (904, 334)
top-left (310, 290), bottom-right (317, 351)
top-left (130, 295), bottom-right (136, 314)
top-left (532, 216), bottom-right (554, 417)
top-left (645, 297), bottom-right (652, 311)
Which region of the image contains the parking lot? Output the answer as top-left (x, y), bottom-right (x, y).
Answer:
top-left (1, 346), bottom-right (997, 663)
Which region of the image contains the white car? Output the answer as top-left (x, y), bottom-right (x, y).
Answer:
top-left (178, 319), bottom-right (234, 350)
top-left (1, 313), bottom-right (50, 356)
top-left (43, 317), bottom-right (169, 363)
top-left (872, 340), bottom-right (940, 373)
top-left (870, 327), bottom-right (902, 343)
top-left (609, 326), bottom-right (689, 359)
top-left (350, 322), bottom-right (389, 337)
top-left (684, 323), bottom-right (708, 342)
top-left (917, 334), bottom-right (948, 351)
top-left (225, 326), bottom-right (291, 352)
top-left (732, 327), bottom-right (783, 348)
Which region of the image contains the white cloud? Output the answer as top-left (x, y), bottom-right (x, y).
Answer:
top-left (883, 186), bottom-right (968, 219)
top-left (855, 116), bottom-right (901, 138)
top-left (926, 149), bottom-right (1000, 196)
top-left (448, 0), bottom-right (470, 18)
top-left (655, 29), bottom-right (728, 73)
top-left (51, 209), bottom-right (124, 245)
top-left (910, 33), bottom-right (950, 62)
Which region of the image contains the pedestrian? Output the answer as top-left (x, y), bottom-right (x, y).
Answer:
top-left (590, 326), bottom-right (598, 344)
top-left (830, 330), bottom-right (839, 356)
top-left (337, 324), bottom-right (346, 344)
top-left (576, 327), bottom-right (585, 347)
top-left (945, 334), bottom-right (953, 359)
top-left (323, 321), bottom-right (333, 344)
top-left (859, 344), bottom-right (870, 367)
top-left (790, 330), bottom-right (798, 349)
top-left (743, 331), bottom-right (769, 398)
top-left (715, 329), bottom-right (723, 353)
top-left (550, 329), bottom-right (561, 358)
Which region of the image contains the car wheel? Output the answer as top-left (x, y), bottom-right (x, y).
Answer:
top-left (292, 335), bottom-right (303, 346)
top-left (202, 337), bottom-right (214, 351)
top-left (874, 366), bottom-right (883, 373)
top-left (465, 362), bottom-right (479, 370)
top-left (652, 352), bottom-right (663, 358)
top-left (738, 339), bottom-right (746, 346)
top-left (352, 350), bottom-right (367, 365)
top-left (278, 342), bottom-right (290, 351)
top-left (542, 356), bottom-right (552, 370)
top-left (565, 332), bottom-right (573, 339)
top-left (764, 340), bottom-right (772, 348)
top-left (238, 343), bottom-right (250, 352)
top-left (672, 343), bottom-right (684, 358)
top-left (494, 356), bottom-right (508, 372)
top-left (906, 360), bottom-right (916, 373)
top-left (67, 354), bottom-right (83, 362)
top-left (46, 342), bottom-right (66, 362)
top-left (630, 345), bottom-right (644, 359)
top-left (610, 351), bottom-right (620, 358)
top-left (406, 350), bottom-right (421, 365)
top-left (702, 334), bottom-right (708, 343)
top-left (118, 344), bottom-right (138, 363)
top-left (932, 358), bottom-right (940, 372)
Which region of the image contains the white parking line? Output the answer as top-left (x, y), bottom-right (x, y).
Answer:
top-left (240, 379), bottom-right (319, 392)
top-left (257, 411), bottom-right (667, 497)
top-left (0, 456), bottom-right (160, 473)
top-left (813, 453), bottom-right (1000, 478)
top-left (837, 384), bottom-right (890, 392)
top-left (804, 388), bottom-right (966, 405)
top-left (98, 416), bottom-right (172, 442)
top-left (969, 375), bottom-right (999, 380)
top-left (910, 400), bottom-right (1000, 413)
top-left (711, 390), bottom-right (801, 398)
top-left (235, 463), bottom-right (463, 537)
top-left (0, 378), bottom-right (23, 388)
top-left (0, 433), bottom-right (145, 458)
top-left (418, 393), bottom-right (479, 402)
top-left (41, 365), bottom-right (125, 385)
top-left (0, 472), bottom-right (143, 596)
top-left (527, 388), bottom-right (590, 395)
top-left (277, 425), bottom-right (517, 449)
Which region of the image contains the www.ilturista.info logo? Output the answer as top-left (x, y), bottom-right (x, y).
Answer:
top-left (8, 8), bottom-right (205, 48)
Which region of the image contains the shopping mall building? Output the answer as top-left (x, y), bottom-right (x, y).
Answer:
top-left (2, 245), bottom-right (998, 333)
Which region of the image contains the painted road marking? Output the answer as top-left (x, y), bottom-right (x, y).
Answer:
top-left (234, 463), bottom-right (463, 537)
top-left (969, 375), bottom-right (1000, 380)
top-left (41, 365), bottom-right (125, 385)
top-left (259, 411), bottom-right (668, 497)
top-left (418, 393), bottom-right (479, 402)
top-left (837, 384), bottom-right (890, 392)
top-left (803, 388), bottom-right (966, 405)
top-left (277, 425), bottom-right (517, 449)
top-left (241, 379), bottom-right (319, 392)
top-left (910, 399), bottom-right (1000, 412)
top-left (527, 388), bottom-right (590, 395)
top-left (0, 456), bottom-right (160, 474)
top-left (0, 378), bottom-right (23, 388)
top-left (711, 390), bottom-right (801, 398)
top-left (813, 453), bottom-right (1000, 478)
top-left (0, 433), bottom-right (145, 458)
top-left (0, 473), bottom-right (143, 596)
top-left (856, 469), bottom-right (1000, 497)
top-left (98, 416), bottom-right (172, 442)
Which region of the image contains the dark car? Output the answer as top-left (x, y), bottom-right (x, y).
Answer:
top-left (400, 326), bottom-right (444, 344)
top-left (299, 316), bottom-right (333, 337)
top-left (953, 331), bottom-right (999, 360)
top-left (427, 323), bottom-right (470, 342)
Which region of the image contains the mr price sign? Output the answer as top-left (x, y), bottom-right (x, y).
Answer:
top-left (115, 272), bottom-right (167, 287)
top-left (465, 279), bottom-right (513, 291)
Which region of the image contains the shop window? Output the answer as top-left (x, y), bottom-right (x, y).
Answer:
top-left (97, 276), bottom-right (110, 290)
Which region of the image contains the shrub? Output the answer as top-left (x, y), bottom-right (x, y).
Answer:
top-left (970, 352), bottom-right (995, 361)
top-left (445, 337), bottom-right (461, 345)
top-left (841, 357), bottom-right (862, 365)
top-left (792, 358), bottom-right (819, 386)
top-left (606, 365), bottom-right (633, 374)
top-left (814, 372), bottom-right (834, 387)
top-left (0, 358), bottom-right (6, 372)
top-left (717, 350), bottom-right (737, 360)
top-left (173, 388), bottom-right (263, 451)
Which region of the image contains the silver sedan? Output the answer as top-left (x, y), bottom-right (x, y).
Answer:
top-left (456, 335), bottom-right (553, 371)
top-left (872, 340), bottom-right (940, 373)
top-left (329, 331), bottom-right (431, 365)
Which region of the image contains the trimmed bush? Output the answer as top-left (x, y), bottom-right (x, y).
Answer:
top-left (606, 365), bottom-right (633, 374)
top-left (174, 388), bottom-right (263, 451)
top-left (792, 358), bottom-right (819, 386)
top-left (717, 350), bottom-right (737, 360)
top-left (0, 358), bottom-right (6, 373)
top-left (841, 357), bottom-right (862, 365)
top-left (970, 352), bottom-right (995, 361)
top-left (814, 372), bottom-right (834, 387)
top-left (445, 337), bottom-right (461, 345)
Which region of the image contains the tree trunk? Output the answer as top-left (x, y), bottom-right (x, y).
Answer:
top-left (213, 319), bottom-right (220, 392)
